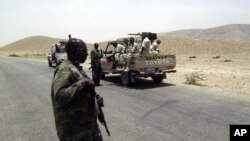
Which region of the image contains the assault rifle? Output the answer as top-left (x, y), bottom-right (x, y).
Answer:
top-left (89, 88), bottom-right (110, 136)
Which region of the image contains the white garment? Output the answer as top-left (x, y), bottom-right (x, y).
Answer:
top-left (150, 42), bottom-right (159, 54)
top-left (141, 37), bottom-right (152, 55)
top-left (151, 42), bottom-right (158, 51)
top-left (116, 44), bottom-right (125, 53)
top-left (123, 45), bottom-right (130, 53)
top-left (142, 37), bottom-right (151, 48)
top-left (130, 43), bottom-right (140, 54)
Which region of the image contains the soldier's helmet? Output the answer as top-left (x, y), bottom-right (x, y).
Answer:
top-left (94, 43), bottom-right (99, 48)
top-left (66, 38), bottom-right (88, 63)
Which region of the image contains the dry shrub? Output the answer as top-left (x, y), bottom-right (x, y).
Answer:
top-left (8, 54), bottom-right (20, 57)
top-left (222, 59), bottom-right (233, 62)
top-left (33, 53), bottom-right (46, 57)
top-left (189, 56), bottom-right (197, 59)
top-left (213, 56), bottom-right (220, 59)
top-left (23, 53), bottom-right (46, 58)
top-left (185, 72), bottom-right (205, 86)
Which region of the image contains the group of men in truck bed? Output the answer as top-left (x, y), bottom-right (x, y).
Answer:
top-left (112, 36), bottom-right (162, 69)
top-left (115, 37), bottom-right (162, 56)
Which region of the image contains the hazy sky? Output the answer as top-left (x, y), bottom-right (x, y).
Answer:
top-left (0, 0), bottom-right (250, 46)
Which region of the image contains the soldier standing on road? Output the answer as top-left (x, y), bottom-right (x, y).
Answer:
top-left (51, 38), bottom-right (104, 141)
top-left (90, 43), bottom-right (103, 85)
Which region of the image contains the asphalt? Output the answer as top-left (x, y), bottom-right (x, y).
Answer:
top-left (0, 56), bottom-right (250, 141)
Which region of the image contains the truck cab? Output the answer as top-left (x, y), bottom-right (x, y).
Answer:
top-left (48, 41), bottom-right (67, 67)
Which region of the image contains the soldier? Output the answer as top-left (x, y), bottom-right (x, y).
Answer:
top-left (51, 38), bottom-right (104, 141)
top-left (123, 38), bottom-right (130, 53)
top-left (115, 43), bottom-right (124, 64)
top-left (108, 42), bottom-right (118, 69)
top-left (141, 37), bottom-right (152, 55)
top-left (129, 37), bottom-right (140, 54)
top-left (151, 39), bottom-right (161, 54)
top-left (90, 43), bottom-right (103, 85)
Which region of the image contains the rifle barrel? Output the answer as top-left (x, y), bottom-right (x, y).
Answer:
top-left (128, 33), bottom-right (141, 35)
top-left (92, 88), bottom-right (110, 137)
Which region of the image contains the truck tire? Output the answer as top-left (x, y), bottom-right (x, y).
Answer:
top-left (121, 71), bottom-right (131, 86)
top-left (152, 75), bottom-right (163, 83)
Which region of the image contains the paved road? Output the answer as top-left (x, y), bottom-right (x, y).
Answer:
top-left (0, 57), bottom-right (250, 141)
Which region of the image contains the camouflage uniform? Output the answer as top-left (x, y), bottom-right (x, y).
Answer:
top-left (90, 48), bottom-right (103, 84)
top-left (51, 60), bottom-right (103, 141)
top-left (90, 48), bottom-right (102, 69)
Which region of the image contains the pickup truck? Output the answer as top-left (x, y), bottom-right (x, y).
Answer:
top-left (100, 33), bottom-right (176, 86)
top-left (48, 41), bottom-right (67, 67)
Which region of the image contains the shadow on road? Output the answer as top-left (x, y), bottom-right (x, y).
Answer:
top-left (102, 75), bottom-right (176, 90)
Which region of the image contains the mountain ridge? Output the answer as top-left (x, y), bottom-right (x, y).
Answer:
top-left (0, 36), bottom-right (93, 53)
top-left (159, 24), bottom-right (250, 42)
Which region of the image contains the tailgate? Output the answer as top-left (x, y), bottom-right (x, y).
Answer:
top-left (137, 54), bottom-right (176, 71)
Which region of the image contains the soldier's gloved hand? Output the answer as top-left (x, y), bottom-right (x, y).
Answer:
top-left (83, 79), bottom-right (95, 88)
top-left (96, 94), bottom-right (104, 107)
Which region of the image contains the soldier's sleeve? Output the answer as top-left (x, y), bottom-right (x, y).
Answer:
top-left (52, 67), bottom-right (88, 106)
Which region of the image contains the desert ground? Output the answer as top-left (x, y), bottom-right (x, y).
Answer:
top-left (167, 54), bottom-right (250, 94)
top-left (157, 37), bottom-right (250, 94)
top-left (1, 36), bottom-right (250, 94)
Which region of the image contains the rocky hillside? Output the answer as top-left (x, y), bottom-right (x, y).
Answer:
top-left (159, 24), bottom-right (250, 43)
top-left (0, 36), bottom-right (93, 53)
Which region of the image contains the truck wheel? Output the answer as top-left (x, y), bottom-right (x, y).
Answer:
top-left (152, 75), bottom-right (163, 83)
top-left (48, 59), bottom-right (52, 67)
top-left (121, 71), bottom-right (131, 86)
top-left (130, 71), bottom-right (138, 83)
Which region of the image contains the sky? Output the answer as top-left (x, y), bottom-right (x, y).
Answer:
top-left (0, 0), bottom-right (250, 46)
